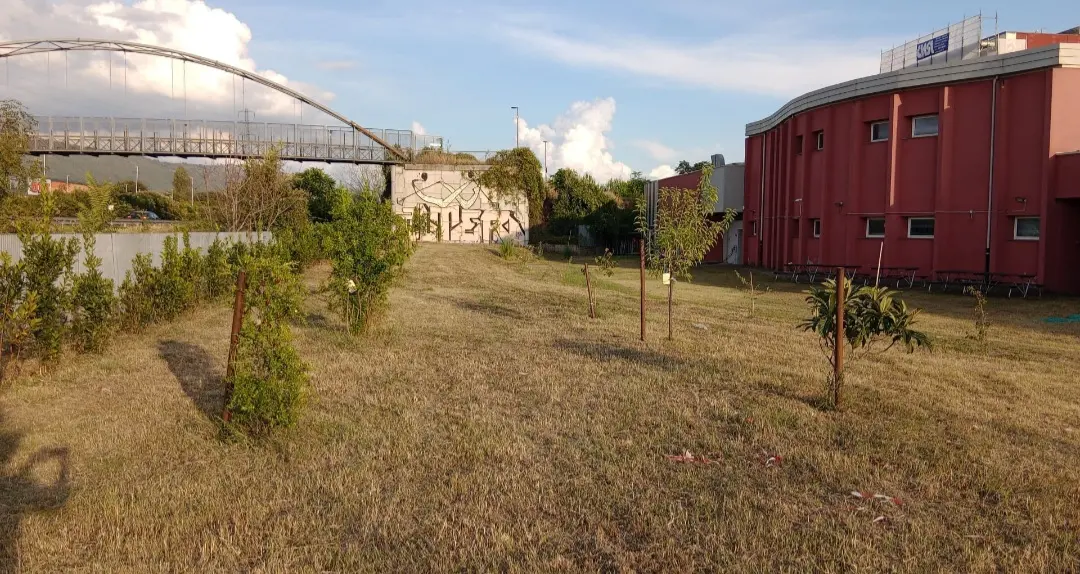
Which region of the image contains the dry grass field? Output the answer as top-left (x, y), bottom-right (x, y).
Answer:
top-left (2, 243), bottom-right (1079, 572)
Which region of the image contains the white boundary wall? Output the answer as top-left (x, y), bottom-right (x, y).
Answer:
top-left (0, 231), bottom-right (271, 285)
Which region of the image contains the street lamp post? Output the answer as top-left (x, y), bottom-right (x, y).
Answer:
top-left (542, 140), bottom-right (549, 176)
top-left (511, 106), bottom-right (519, 148)
top-left (190, 172), bottom-right (195, 207)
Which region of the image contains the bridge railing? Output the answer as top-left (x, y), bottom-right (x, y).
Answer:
top-left (28, 116), bottom-right (441, 164)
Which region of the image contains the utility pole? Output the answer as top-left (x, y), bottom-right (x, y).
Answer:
top-left (542, 140), bottom-right (549, 176)
top-left (511, 106), bottom-right (519, 148)
top-left (190, 172), bottom-right (195, 207)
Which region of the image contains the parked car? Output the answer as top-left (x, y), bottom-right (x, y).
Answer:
top-left (125, 210), bottom-right (161, 221)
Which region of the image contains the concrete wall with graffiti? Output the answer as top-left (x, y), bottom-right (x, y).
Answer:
top-left (389, 164), bottom-right (529, 245)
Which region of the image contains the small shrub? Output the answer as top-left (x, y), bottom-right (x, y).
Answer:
top-left (202, 238), bottom-right (234, 300)
top-left (498, 237), bottom-right (534, 263)
top-left (118, 253), bottom-right (159, 332)
top-left (226, 249), bottom-right (307, 434)
top-left (157, 235), bottom-right (198, 320)
top-left (274, 223), bottom-right (322, 270)
top-left (800, 280), bottom-right (931, 409)
top-left (965, 286), bottom-right (990, 342)
top-left (324, 193), bottom-right (412, 334)
top-left (17, 215), bottom-right (78, 361)
top-left (69, 234), bottom-right (117, 353)
top-left (0, 253), bottom-right (39, 377)
top-left (594, 248), bottom-right (615, 277)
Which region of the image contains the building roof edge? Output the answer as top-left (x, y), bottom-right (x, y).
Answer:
top-left (746, 43), bottom-right (1080, 137)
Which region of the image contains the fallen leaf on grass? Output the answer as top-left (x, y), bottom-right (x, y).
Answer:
top-left (759, 450), bottom-right (783, 467)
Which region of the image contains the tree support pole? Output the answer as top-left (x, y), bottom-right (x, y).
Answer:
top-left (222, 270), bottom-right (247, 423)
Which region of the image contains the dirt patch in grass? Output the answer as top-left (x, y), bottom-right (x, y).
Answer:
top-left (1, 244), bottom-right (1078, 571)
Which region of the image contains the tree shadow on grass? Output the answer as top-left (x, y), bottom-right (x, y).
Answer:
top-left (552, 338), bottom-right (688, 370)
top-left (159, 340), bottom-right (225, 423)
top-left (0, 411), bottom-right (70, 574)
top-left (757, 380), bottom-right (833, 412)
top-left (449, 297), bottom-right (525, 320)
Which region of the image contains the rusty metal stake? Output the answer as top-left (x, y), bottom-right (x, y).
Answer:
top-left (584, 263), bottom-right (596, 319)
top-left (639, 238), bottom-right (646, 341)
top-left (222, 269), bottom-right (247, 423)
top-left (834, 268), bottom-right (846, 409)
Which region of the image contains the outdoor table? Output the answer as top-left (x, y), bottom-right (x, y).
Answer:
top-left (931, 270), bottom-right (984, 293)
top-left (992, 273), bottom-right (1040, 298)
top-left (872, 266), bottom-right (920, 289)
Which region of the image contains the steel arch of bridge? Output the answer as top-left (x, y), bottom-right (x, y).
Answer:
top-left (0, 38), bottom-right (408, 161)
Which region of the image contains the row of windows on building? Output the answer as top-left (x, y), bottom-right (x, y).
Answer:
top-left (794, 114), bottom-right (940, 153)
top-left (790, 216), bottom-right (1041, 240)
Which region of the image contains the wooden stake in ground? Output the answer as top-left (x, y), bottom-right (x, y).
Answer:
top-left (834, 268), bottom-right (846, 408)
top-left (222, 270), bottom-right (247, 423)
top-left (639, 238), bottom-right (646, 341)
top-left (584, 263), bottom-right (596, 319)
top-left (667, 274), bottom-right (674, 341)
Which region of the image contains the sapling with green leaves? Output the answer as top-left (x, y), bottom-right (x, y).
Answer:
top-left (636, 164), bottom-right (736, 339)
top-left (799, 279), bottom-right (931, 409)
top-left (735, 270), bottom-right (770, 318)
top-left (964, 286), bottom-right (990, 342)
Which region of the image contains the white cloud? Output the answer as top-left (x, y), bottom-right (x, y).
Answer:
top-left (411, 121), bottom-right (427, 135)
top-left (316, 60), bottom-right (357, 71)
top-left (633, 139), bottom-right (678, 162)
top-left (648, 165), bottom-right (677, 179)
top-left (0, 0), bottom-right (336, 122)
top-left (516, 97), bottom-right (633, 184)
top-left (497, 24), bottom-right (884, 97)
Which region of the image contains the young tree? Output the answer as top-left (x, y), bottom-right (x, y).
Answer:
top-left (799, 279), bottom-right (931, 409)
top-left (642, 165), bottom-right (736, 339)
top-left (295, 167), bottom-right (338, 222)
top-left (410, 205), bottom-right (431, 240)
top-left (172, 166), bottom-right (191, 200)
top-left (0, 100), bottom-right (36, 195)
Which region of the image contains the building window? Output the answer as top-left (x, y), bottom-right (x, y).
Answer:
top-left (912, 115), bottom-right (939, 137)
top-left (870, 120), bottom-right (889, 142)
top-left (866, 217), bottom-right (885, 238)
top-left (907, 217), bottom-right (935, 238)
top-left (812, 219), bottom-right (821, 238)
top-left (1014, 217), bottom-right (1040, 240)
top-left (795, 135), bottom-right (803, 155)
top-left (814, 130), bottom-right (825, 151)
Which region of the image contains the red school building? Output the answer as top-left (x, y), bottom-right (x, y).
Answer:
top-left (742, 40), bottom-right (1080, 293)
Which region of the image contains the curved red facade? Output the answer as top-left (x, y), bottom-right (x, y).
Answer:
top-left (744, 58), bottom-right (1080, 293)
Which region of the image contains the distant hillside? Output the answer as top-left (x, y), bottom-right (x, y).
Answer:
top-left (36, 156), bottom-right (229, 192)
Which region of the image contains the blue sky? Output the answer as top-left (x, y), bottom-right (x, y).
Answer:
top-left (1, 0), bottom-right (1075, 180)
top-left (220, 0), bottom-right (1074, 179)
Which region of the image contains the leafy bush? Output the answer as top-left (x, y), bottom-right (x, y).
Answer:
top-left (156, 235), bottom-right (199, 320)
top-left (324, 193), bottom-right (412, 334)
top-left (226, 247), bottom-right (307, 434)
top-left (0, 253), bottom-right (39, 377)
top-left (16, 213), bottom-right (78, 362)
top-left (799, 279), bottom-right (931, 409)
top-left (202, 238), bottom-right (234, 301)
top-left (118, 253), bottom-right (159, 332)
top-left (274, 222), bottom-right (323, 271)
top-left (69, 234), bottom-right (117, 353)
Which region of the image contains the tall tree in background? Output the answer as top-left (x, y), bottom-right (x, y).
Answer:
top-left (675, 160), bottom-right (711, 175)
top-left (211, 149), bottom-right (306, 231)
top-left (0, 100), bottom-right (37, 195)
top-left (643, 164), bottom-right (736, 339)
top-left (295, 168), bottom-right (339, 222)
top-left (550, 168), bottom-right (607, 233)
top-left (172, 166), bottom-right (191, 199)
